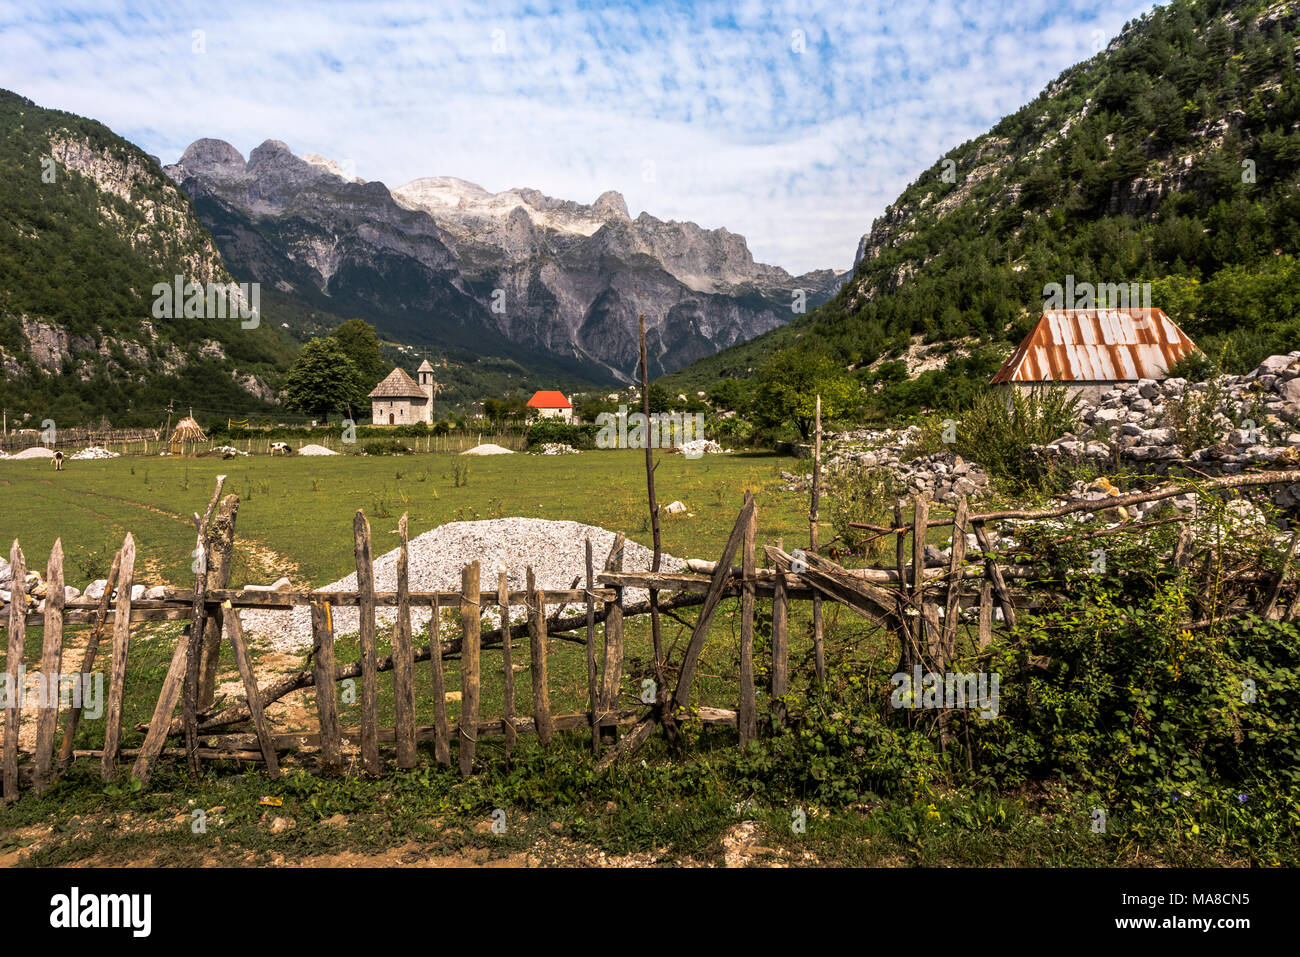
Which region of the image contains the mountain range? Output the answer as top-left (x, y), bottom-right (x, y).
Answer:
top-left (164, 138), bottom-right (844, 383)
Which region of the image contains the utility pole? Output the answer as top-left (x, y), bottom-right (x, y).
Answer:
top-left (164, 399), bottom-right (175, 438)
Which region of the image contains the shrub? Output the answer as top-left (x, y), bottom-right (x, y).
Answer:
top-left (525, 419), bottom-right (599, 449)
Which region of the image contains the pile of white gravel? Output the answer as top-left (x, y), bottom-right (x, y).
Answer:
top-left (461, 443), bottom-right (514, 455)
top-left (297, 444), bottom-right (339, 456)
top-left (239, 517), bottom-right (684, 650)
top-left (70, 446), bottom-right (120, 460)
top-left (9, 447), bottom-right (56, 459)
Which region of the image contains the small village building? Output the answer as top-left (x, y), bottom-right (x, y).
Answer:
top-left (990, 307), bottom-right (1201, 403)
top-left (526, 390), bottom-right (573, 423)
top-left (369, 360), bottom-right (437, 426)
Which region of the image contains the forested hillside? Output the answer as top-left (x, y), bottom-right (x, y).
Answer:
top-left (664, 0), bottom-right (1300, 413)
top-left (0, 90), bottom-right (306, 427)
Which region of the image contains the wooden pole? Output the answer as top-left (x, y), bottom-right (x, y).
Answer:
top-left (458, 561), bottom-right (481, 776)
top-left (738, 497), bottom-right (757, 745)
top-left (771, 537), bottom-right (789, 727)
top-left (3, 541), bottom-right (26, 801)
top-left (393, 513), bottom-right (417, 769)
top-left (585, 538), bottom-right (600, 754)
top-left (33, 540), bottom-right (65, 794)
top-left (184, 476), bottom-right (225, 778)
top-left (911, 494), bottom-right (930, 662)
top-left (498, 568), bottom-right (517, 753)
top-left (428, 594), bottom-right (451, 766)
top-left (354, 510), bottom-right (381, 776)
top-left (58, 546), bottom-right (122, 771)
top-left (811, 394), bottom-right (824, 683)
top-left (940, 496), bottom-right (969, 668)
top-left (309, 601), bottom-right (342, 773)
top-left (639, 314), bottom-right (665, 686)
top-left (131, 628), bottom-right (189, 785)
top-left (102, 534), bottom-right (136, 781)
top-left (527, 566), bottom-right (553, 746)
top-left (598, 532), bottom-right (626, 744)
top-left (198, 493), bottom-right (239, 709)
top-left (223, 602), bottom-right (280, 778)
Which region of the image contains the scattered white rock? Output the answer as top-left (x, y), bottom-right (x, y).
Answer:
top-left (535, 443), bottom-right (579, 455)
top-left (663, 501), bottom-right (688, 515)
top-left (70, 446), bottom-right (120, 460)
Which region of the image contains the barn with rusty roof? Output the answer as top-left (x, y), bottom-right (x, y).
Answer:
top-left (991, 308), bottom-right (1201, 402)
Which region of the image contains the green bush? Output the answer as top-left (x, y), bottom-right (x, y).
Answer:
top-left (525, 419), bottom-right (599, 449)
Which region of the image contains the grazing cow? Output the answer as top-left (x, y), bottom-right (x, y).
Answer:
top-left (269, 442), bottom-right (292, 455)
top-left (52, 450), bottom-right (64, 471)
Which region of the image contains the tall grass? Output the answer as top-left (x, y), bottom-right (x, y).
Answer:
top-left (915, 385), bottom-right (1083, 493)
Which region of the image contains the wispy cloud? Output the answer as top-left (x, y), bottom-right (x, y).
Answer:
top-left (0, 0), bottom-right (1155, 273)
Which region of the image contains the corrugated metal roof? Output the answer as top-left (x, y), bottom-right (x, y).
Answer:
top-left (990, 308), bottom-right (1200, 384)
top-left (368, 367), bottom-right (428, 398)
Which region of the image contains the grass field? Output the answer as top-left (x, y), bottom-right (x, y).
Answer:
top-left (0, 449), bottom-right (809, 588)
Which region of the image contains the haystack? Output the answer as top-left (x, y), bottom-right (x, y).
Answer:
top-left (169, 415), bottom-right (208, 453)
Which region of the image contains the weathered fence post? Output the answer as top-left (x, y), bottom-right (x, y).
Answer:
top-left (598, 533), bottom-right (626, 745)
top-left (33, 540), bottom-right (65, 794)
top-left (184, 476), bottom-right (225, 778)
top-left (739, 497), bottom-right (757, 746)
top-left (459, 561), bottom-right (481, 777)
top-left (103, 534), bottom-right (136, 781)
top-left (498, 567), bottom-right (517, 753)
top-left (353, 510), bottom-right (381, 776)
top-left (3, 541), bottom-right (27, 801)
top-left (527, 566), bottom-right (553, 746)
top-left (585, 538), bottom-right (600, 754)
top-left (393, 513), bottom-right (417, 770)
top-left (223, 602), bottom-right (279, 778)
top-left (810, 395), bottom-right (824, 683)
top-left (309, 601), bottom-right (342, 773)
top-left (771, 537), bottom-right (789, 728)
top-left (428, 594), bottom-right (451, 766)
top-left (911, 493), bottom-right (930, 662)
top-left (198, 493), bottom-right (239, 710)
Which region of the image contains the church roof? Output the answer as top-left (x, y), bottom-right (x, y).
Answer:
top-left (369, 367), bottom-right (427, 399)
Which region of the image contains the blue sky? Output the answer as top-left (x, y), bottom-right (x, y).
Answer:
top-left (0, 0), bottom-right (1158, 273)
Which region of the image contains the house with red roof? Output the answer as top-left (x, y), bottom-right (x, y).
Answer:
top-left (527, 390), bottom-right (573, 423)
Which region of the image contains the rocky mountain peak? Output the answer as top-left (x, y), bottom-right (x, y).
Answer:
top-left (593, 189), bottom-right (630, 222)
top-left (175, 138), bottom-right (245, 178)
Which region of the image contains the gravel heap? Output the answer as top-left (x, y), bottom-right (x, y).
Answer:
top-left (9, 447), bottom-right (55, 459)
top-left (239, 517), bottom-right (684, 650)
top-left (70, 446), bottom-right (120, 460)
top-left (297, 444), bottom-right (339, 456)
top-left (678, 438), bottom-right (729, 455)
top-left (461, 443), bottom-right (515, 455)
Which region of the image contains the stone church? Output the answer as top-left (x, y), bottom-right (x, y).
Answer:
top-left (369, 359), bottom-right (437, 425)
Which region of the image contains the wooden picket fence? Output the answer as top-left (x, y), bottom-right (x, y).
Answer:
top-left (4, 468), bottom-right (1300, 800)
